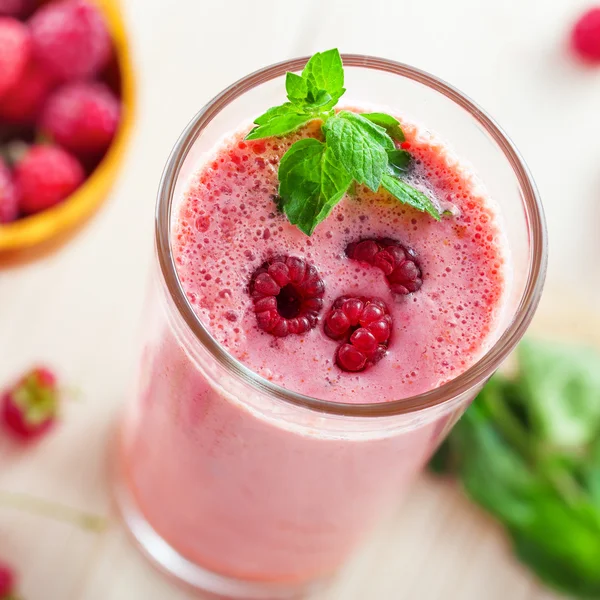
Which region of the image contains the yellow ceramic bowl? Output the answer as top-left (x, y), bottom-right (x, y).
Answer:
top-left (0, 0), bottom-right (135, 264)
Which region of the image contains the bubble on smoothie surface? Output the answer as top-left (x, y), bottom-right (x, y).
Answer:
top-left (172, 112), bottom-right (507, 402)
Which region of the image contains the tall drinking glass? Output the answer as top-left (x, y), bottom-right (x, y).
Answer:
top-left (115, 55), bottom-right (547, 599)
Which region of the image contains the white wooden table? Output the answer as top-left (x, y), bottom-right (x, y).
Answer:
top-left (1, 0), bottom-right (597, 597)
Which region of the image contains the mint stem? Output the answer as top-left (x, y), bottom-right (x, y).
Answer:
top-left (0, 490), bottom-right (109, 532)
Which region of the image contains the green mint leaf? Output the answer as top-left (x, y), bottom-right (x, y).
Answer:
top-left (301, 48), bottom-right (345, 110)
top-left (286, 72), bottom-right (334, 112)
top-left (278, 138), bottom-right (352, 235)
top-left (362, 112), bottom-right (406, 142)
top-left (337, 111), bottom-right (395, 151)
top-left (381, 175), bottom-right (441, 220)
top-left (305, 90), bottom-right (334, 111)
top-left (253, 103), bottom-right (300, 126)
top-left (285, 72), bottom-right (308, 104)
top-left (387, 149), bottom-right (411, 175)
top-left (323, 111), bottom-right (394, 192)
top-left (246, 103), bottom-right (313, 140)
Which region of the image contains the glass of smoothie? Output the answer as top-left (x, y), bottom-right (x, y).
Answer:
top-left (115, 53), bottom-right (547, 599)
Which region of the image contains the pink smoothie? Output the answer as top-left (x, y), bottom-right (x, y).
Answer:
top-left (123, 111), bottom-right (508, 584)
top-left (172, 117), bottom-right (506, 400)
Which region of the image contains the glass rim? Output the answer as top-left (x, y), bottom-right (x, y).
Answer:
top-left (155, 53), bottom-right (548, 418)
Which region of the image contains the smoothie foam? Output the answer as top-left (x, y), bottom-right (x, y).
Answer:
top-left (172, 115), bottom-right (507, 402)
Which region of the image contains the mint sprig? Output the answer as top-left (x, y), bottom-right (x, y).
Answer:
top-left (246, 49), bottom-right (442, 235)
top-left (246, 49), bottom-right (344, 141)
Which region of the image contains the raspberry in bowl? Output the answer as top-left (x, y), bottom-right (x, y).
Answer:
top-left (0, 0), bottom-right (135, 265)
top-left (117, 52), bottom-right (547, 598)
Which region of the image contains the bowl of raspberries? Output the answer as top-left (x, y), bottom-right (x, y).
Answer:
top-left (0, 0), bottom-right (134, 262)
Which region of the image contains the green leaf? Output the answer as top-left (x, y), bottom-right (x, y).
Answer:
top-left (246, 103), bottom-right (313, 140)
top-left (285, 72), bottom-right (308, 105)
top-left (246, 49), bottom-right (452, 231)
top-left (430, 340), bottom-right (600, 598)
top-left (305, 90), bottom-right (334, 111)
top-left (455, 387), bottom-right (542, 528)
top-left (323, 111), bottom-right (393, 191)
top-left (301, 48), bottom-right (345, 109)
top-left (286, 73), bottom-right (334, 112)
top-left (248, 50), bottom-right (348, 141)
top-left (513, 532), bottom-right (600, 598)
top-left (362, 112), bottom-right (406, 142)
top-left (428, 438), bottom-right (453, 474)
top-left (517, 339), bottom-right (600, 449)
top-left (387, 149), bottom-right (411, 175)
top-left (278, 138), bottom-right (352, 235)
top-left (381, 175), bottom-right (441, 220)
top-left (452, 381), bottom-right (600, 595)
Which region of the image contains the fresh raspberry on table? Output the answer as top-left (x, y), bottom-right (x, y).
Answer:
top-left (324, 296), bottom-right (392, 372)
top-left (2, 366), bottom-right (60, 441)
top-left (14, 144), bottom-right (84, 215)
top-left (0, 560), bottom-right (16, 597)
top-left (0, 17), bottom-right (31, 98)
top-left (571, 7), bottom-right (600, 63)
top-left (0, 158), bottom-right (19, 223)
top-left (346, 237), bottom-right (423, 295)
top-left (40, 82), bottom-right (121, 155)
top-left (0, 59), bottom-right (55, 124)
top-left (250, 256), bottom-right (325, 337)
top-left (29, 0), bottom-right (112, 83)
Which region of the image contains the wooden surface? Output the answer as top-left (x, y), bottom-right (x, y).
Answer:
top-left (1, 0), bottom-right (597, 597)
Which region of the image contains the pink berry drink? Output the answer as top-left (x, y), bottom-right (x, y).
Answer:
top-left (175, 119), bottom-right (505, 400)
top-left (118, 56), bottom-right (546, 598)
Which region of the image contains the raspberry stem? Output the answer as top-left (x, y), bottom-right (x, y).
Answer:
top-left (0, 490), bottom-right (108, 532)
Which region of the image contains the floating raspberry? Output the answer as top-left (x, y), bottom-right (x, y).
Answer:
top-left (0, 158), bottom-right (19, 223)
top-left (0, 560), bottom-right (16, 597)
top-left (40, 82), bottom-right (121, 156)
top-left (0, 59), bottom-right (55, 124)
top-left (2, 366), bottom-right (59, 441)
top-left (324, 296), bottom-right (392, 372)
top-left (14, 144), bottom-right (84, 215)
top-left (346, 237), bottom-right (423, 295)
top-left (0, 17), bottom-right (30, 98)
top-left (29, 0), bottom-right (111, 83)
top-left (250, 256), bottom-right (324, 337)
top-left (571, 7), bottom-right (600, 63)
